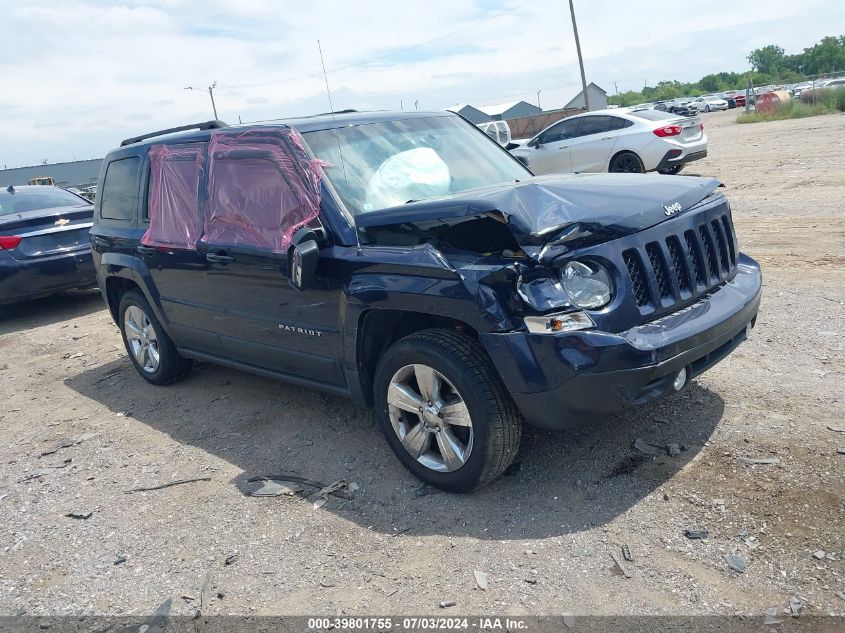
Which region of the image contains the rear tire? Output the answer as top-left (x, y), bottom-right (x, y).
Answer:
top-left (609, 151), bottom-right (645, 174)
top-left (373, 329), bottom-right (522, 492)
top-left (118, 290), bottom-right (192, 385)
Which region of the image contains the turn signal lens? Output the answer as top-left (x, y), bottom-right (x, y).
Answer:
top-left (0, 235), bottom-right (22, 250)
top-left (524, 311), bottom-right (595, 334)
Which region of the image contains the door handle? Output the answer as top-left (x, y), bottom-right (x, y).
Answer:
top-left (601, 136), bottom-right (614, 140)
top-left (557, 145), bottom-right (569, 149)
top-left (206, 252), bottom-right (235, 264)
top-left (137, 245), bottom-right (157, 255)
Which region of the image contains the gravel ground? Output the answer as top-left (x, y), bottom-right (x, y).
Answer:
top-left (1, 109), bottom-right (843, 619)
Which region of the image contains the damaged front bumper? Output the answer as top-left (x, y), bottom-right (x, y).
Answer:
top-left (480, 254), bottom-right (762, 429)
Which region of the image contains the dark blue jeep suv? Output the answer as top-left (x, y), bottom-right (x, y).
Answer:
top-left (90, 111), bottom-right (761, 491)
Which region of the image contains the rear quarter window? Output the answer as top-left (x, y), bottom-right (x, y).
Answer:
top-left (100, 157), bottom-right (141, 220)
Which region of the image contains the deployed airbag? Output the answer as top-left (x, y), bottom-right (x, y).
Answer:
top-left (365, 147), bottom-right (450, 210)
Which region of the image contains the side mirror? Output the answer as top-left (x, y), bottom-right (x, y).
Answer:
top-left (530, 137), bottom-right (543, 149)
top-left (289, 239), bottom-right (319, 290)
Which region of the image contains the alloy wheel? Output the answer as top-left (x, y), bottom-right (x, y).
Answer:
top-left (611, 154), bottom-right (643, 173)
top-left (124, 305), bottom-right (160, 373)
top-left (386, 364), bottom-right (473, 472)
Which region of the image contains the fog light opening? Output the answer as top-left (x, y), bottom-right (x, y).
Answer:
top-left (672, 368), bottom-right (688, 392)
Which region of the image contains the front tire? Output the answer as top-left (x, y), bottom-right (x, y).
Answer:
top-left (373, 329), bottom-right (522, 492)
top-left (609, 151), bottom-right (645, 174)
top-left (118, 290), bottom-right (192, 385)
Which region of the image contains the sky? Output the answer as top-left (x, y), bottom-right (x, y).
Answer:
top-left (1, 0), bottom-right (843, 168)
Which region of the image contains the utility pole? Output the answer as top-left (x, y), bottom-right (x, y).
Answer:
top-left (569, 0), bottom-right (590, 111)
top-left (185, 81), bottom-right (219, 119)
top-left (614, 81), bottom-right (618, 95)
top-left (536, 89), bottom-right (542, 110)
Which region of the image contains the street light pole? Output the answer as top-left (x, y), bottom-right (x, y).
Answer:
top-left (208, 81), bottom-right (218, 120)
top-left (569, 0), bottom-right (590, 111)
top-left (185, 81), bottom-right (219, 119)
top-left (537, 89), bottom-right (542, 110)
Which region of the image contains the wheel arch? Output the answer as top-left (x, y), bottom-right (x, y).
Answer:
top-left (99, 253), bottom-right (168, 328)
top-left (353, 308), bottom-right (481, 407)
top-left (609, 149), bottom-right (645, 173)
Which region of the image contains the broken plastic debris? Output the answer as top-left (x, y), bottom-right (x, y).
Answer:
top-left (737, 456), bottom-right (780, 465)
top-left (41, 432), bottom-right (98, 457)
top-left (634, 438), bottom-right (682, 457)
top-left (66, 510), bottom-right (93, 520)
top-left (246, 480), bottom-right (304, 497)
top-left (474, 570), bottom-right (488, 590)
top-left (724, 554), bottom-right (747, 573)
top-left (621, 544), bottom-right (634, 562)
top-left (684, 529), bottom-right (709, 540)
top-left (634, 438), bottom-right (663, 455)
top-left (763, 607), bottom-right (782, 625)
top-left (439, 600), bottom-right (457, 609)
top-left (813, 550), bottom-right (826, 560)
top-left (313, 480), bottom-right (359, 509)
top-left (788, 596), bottom-right (803, 617)
top-left (610, 551), bottom-right (632, 578)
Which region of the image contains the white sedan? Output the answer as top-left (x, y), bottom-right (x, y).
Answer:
top-left (509, 108), bottom-right (707, 175)
top-left (692, 95), bottom-right (729, 112)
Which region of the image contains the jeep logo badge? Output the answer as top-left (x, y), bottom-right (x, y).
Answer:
top-left (663, 202), bottom-right (683, 216)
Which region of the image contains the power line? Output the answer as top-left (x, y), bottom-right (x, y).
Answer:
top-left (216, 0), bottom-right (540, 91)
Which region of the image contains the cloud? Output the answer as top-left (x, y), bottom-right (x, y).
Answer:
top-left (1, 0), bottom-right (843, 166)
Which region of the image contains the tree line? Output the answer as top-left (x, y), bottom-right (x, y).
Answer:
top-left (607, 35), bottom-right (845, 107)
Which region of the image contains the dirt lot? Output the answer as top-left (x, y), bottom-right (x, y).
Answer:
top-left (1, 109), bottom-right (843, 619)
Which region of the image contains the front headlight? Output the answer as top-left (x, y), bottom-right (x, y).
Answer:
top-left (560, 261), bottom-right (612, 309)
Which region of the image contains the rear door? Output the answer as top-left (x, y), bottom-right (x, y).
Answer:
top-left (527, 117), bottom-right (582, 175)
top-left (567, 115), bottom-right (620, 172)
top-left (128, 147), bottom-right (220, 352)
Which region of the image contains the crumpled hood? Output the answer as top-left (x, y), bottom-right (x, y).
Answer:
top-left (356, 173), bottom-right (722, 262)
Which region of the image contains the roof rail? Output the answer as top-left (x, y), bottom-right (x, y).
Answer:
top-left (120, 120), bottom-right (228, 147)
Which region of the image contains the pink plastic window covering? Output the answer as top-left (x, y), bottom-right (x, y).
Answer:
top-left (141, 144), bottom-right (205, 249)
top-left (203, 127), bottom-right (325, 253)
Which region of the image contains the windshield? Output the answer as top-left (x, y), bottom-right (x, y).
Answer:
top-left (0, 187), bottom-right (89, 216)
top-left (302, 115), bottom-right (529, 214)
